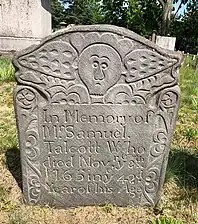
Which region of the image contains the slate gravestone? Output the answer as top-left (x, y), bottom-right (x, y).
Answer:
top-left (13, 25), bottom-right (182, 208)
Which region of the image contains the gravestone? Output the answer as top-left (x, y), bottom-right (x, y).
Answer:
top-left (0, 0), bottom-right (51, 53)
top-left (156, 36), bottom-right (176, 51)
top-left (13, 25), bottom-right (182, 208)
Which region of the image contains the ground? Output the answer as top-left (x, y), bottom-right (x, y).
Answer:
top-left (0, 56), bottom-right (197, 224)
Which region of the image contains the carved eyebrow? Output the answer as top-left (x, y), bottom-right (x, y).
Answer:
top-left (90, 55), bottom-right (99, 59)
top-left (101, 56), bottom-right (110, 61)
top-left (90, 55), bottom-right (110, 61)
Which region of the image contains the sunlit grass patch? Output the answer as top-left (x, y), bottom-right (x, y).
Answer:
top-left (0, 182), bottom-right (18, 212)
top-left (183, 54), bottom-right (198, 70)
top-left (101, 203), bottom-right (114, 213)
top-left (173, 58), bottom-right (198, 149)
top-left (149, 216), bottom-right (184, 224)
top-left (180, 65), bottom-right (198, 111)
top-left (163, 57), bottom-right (198, 224)
top-left (8, 212), bottom-right (28, 224)
top-left (0, 185), bottom-right (11, 202)
top-left (0, 83), bottom-right (18, 153)
top-left (161, 180), bottom-right (198, 224)
top-left (0, 58), bottom-right (15, 83)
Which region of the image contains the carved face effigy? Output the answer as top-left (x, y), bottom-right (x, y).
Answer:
top-left (78, 44), bottom-right (122, 95)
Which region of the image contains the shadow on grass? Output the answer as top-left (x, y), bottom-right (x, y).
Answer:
top-left (166, 148), bottom-right (198, 189)
top-left (5, 147), bottom-right (22, 190)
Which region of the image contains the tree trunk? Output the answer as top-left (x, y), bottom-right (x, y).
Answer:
top-left (161, 0), bottom-right (174, 36)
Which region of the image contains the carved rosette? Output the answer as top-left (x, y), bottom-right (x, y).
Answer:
top-left (15, 86), bottom-right (41, 204)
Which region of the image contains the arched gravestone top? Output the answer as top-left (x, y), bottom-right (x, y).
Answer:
top-left (13, 25), bottom-right (183, 208)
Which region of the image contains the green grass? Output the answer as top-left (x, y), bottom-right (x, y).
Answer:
top-left (150, 217), bottom-right (184, 224)
top-left (183, 54), bottom-right (198, 70)
top-left (0, 83), bottom-right (18, 153)
top-left (161, 56), bottom-right (198, 224)
top-left (0, 57), bottom-right (15, 82)
top-left (172, 56), bottom-right (198, 150)
top-left (8, 213), bottom-right (27, 224)
top-left (166, 149), bottom-right (198, 188)
top-left (0, 184), bottom-right (17, 212)
top-left (180, 66), bottom-right (198, 110)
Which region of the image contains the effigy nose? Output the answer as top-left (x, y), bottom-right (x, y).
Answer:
top-left (94, 66), bottom-right (105, 80)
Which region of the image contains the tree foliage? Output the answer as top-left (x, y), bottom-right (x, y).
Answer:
top-left (102, 0), bottom-right (128, 27)
top-left (52, 0), bottom-right (198, 53)
top-left (170, 0), bottom-right (198, 53)
top-left (51, 0), bottom-right (66, 29)
top-left (126, 0), bottom-right (163, 36)
top-left (62, 0), bottom-right (104, 25)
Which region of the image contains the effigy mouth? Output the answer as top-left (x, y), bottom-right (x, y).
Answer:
top-left (95, 82), bottom-right (101, 86)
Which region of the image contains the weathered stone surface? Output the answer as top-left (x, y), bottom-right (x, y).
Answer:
top-left (13, 25), bottom-right (182, 208)
top-left (0, 0), bottom-right (51, 52)
top-left (156, 36), bottom-right (176, 51)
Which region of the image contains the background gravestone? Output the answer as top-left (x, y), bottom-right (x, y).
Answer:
top-left (0, 0), bottom-right (51, 53)
top-left (13, 25), bottom-right (182, 207)
top-left (156, 36), bottom-right (176, 51)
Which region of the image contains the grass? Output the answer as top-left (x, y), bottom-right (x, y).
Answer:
top-left (165, 149), bottom-right (198, 188)
top-left (0, 83), bottom-right (18, 153)
top-left (180, 66), bottom-right (198, 110)
top-left (150, 217), bottom-right (184, 224)
top-left (0, 56), bottom-right (197, 224)
top-left (0, 57), bottom-right (15, 83)
top-left (8, 212), bottom-right (28, 224)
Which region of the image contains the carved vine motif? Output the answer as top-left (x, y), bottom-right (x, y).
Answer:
top-left (141, 87), bottom-right (180, 206)
top-left (16, 31), bottom-right (180, 105)
top-left (15, 87), bottom-right (41, 204)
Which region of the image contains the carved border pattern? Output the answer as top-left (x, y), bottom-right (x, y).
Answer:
top-left (141, 87), bottom-right (180, 206)
top-left (15, 86), bottom-right (41, 204)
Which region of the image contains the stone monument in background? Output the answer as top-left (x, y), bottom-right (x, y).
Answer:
top-left (156, 36), bottom-right (176, 51)
top-left (13, 25), bottom-right (182, 208)
top-left (0, 0), bottom-right (51, 53)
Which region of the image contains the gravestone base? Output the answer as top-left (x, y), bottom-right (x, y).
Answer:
top-left (0, 37), bottom-right (41, 53)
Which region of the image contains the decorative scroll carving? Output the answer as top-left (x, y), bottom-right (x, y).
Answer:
top-left (141, 86), bottom-right (180, 206)
top-left (50, 84), bottom-right (90, 105)
top-left (15, 87), bottom-right (41, 204)
top-left (104, 84), bottom-right (133, 104)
